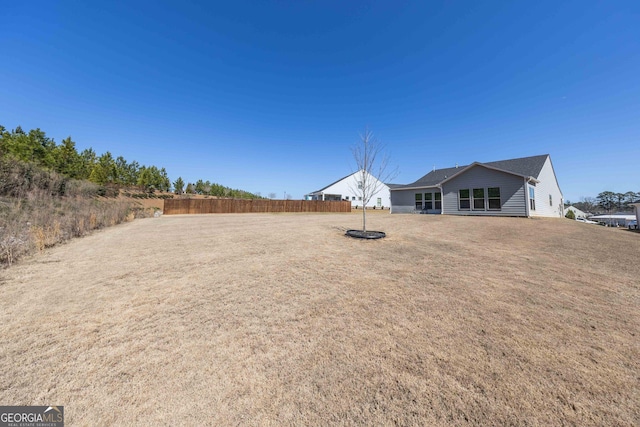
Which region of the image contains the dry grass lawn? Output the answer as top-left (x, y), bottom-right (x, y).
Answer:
top-left (1, 212), bottom-right (638, 426)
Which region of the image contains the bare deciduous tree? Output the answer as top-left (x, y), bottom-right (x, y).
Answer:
top-left (349, 127), bottom-right (398, 232)
top-left (576, 196), bottom-right (596, 213)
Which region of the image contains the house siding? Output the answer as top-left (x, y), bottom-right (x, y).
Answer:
top-left (388, 154), bottom-right (564, 218)
top-left (307, 171), bottom-right (391, 209)
top-left (566, 206), bottom-right (586, 219)
top-left (390, 188), bottom-right (426, 213)
top-left (529, 156), bottom-right (564, 218)
top-left (442, 166), bottom-right (527, 216)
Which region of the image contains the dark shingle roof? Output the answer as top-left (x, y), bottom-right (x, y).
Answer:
top-left (407, 165), bottom-right (468, 187)
top-left (483, 154), bottom-right (548, 179)
top-left (392, 154), bottom-right (549, 189)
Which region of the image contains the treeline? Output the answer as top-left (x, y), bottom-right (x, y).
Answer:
top-left (172, 177), bottom-right (262, 199)
top-left (0, 125), bottom-right (170, 192)
top-left (567, 191), bottom-right (639, 213)
top-left (1, 125), bottom-right (262, 198)
top-left (0, 123), bottom-right (262, 266)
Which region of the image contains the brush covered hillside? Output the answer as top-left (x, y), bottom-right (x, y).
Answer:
top-left (0, 125), bottom-right (259, 266)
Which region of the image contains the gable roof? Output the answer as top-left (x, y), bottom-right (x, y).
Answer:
top-left (391, 154), bottom-right (549, 190)
top-left (567, 205), bottom-right (586, 216)
top-left (407, 165), bottom-right (463, 187)
top-left (308, 169), bottom-right (390, 195)
top-left (483, 154), bottom-right (549, 179)
top-left (386, 183), bottom-right (406, 189)
top-left (310, 171), bottom-right (358, 194)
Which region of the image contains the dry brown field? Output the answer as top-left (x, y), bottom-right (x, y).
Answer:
top-left (1, 212), bottom-right (638, 426)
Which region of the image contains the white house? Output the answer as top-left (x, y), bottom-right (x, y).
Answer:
top-left (390, 154), bottom-right (564, 218)
top-left (633, 202), bottom-right (640, 226)
top-left (305, 170), bottom-right (391, 209)
top-left (566, 205), bottom-right (587, 219)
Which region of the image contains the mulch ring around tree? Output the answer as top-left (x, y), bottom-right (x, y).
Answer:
top-left (345, 230), bottom-right (386, 239)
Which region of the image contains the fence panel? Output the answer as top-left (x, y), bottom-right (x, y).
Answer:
top-left (163, 199), bottom-right (351, 215)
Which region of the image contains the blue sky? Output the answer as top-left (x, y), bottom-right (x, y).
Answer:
top-left (1, 1), bottom-right (639, 201)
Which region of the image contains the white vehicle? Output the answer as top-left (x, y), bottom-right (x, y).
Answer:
top-left (576, 218), bottom-right (598, 224)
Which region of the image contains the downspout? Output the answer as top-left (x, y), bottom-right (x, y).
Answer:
top-left (524, 177), bottom-right (530, 218)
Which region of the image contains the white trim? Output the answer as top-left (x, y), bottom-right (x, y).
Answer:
top-left (528, 185), bottom-right (536, 212)
top-left (472, 188), bottom-right (486, 210)
top-left (487, 187), bottom-right (501, 211)
top-left (524, 177), bottom-right (530, 217)
top-left (458, 188), bottom-right (471, 211)
top-left (390, 185), bottom-right (440, 191)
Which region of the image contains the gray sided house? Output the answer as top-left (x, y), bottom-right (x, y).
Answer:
top-left (390, 154), bottom-right (564, 218)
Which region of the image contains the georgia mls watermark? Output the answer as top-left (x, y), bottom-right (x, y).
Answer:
top-left (0, 406), bottom-right (63, 427)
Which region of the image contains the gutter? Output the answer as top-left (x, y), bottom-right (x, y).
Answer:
top-left (389, 185), bottom-right (440, 191)
top-left (524, 177), bottom-right (530, 217)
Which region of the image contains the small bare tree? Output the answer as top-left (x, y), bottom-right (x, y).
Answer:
top-left (580, 196), bottom-right (597, 213)
top-left (349, 127), bottom-right (398, 232)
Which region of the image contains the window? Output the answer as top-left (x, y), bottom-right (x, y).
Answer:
top-left (459, 189), bottom-right (470, 210)
top-left (358, 196), bottom-right (362, 201)
top-left (488, 187), bottom-right (501, 210)
top-left (425, 193), bottom-right (433, 210)
top-left (434, 192), bottom-right (442, 209)
top-left (357, 180), bottom-right (363, 189)
top-left (549, 194), bottom-right (553, 207)
top-left (352, 196), bottom-right (355, 201)
top-left (473, 188), bottom-right (485, 210)
top-left (415, 193), bottom-right (422, 209)
top-left (529, 186), bottom-right (536, 211)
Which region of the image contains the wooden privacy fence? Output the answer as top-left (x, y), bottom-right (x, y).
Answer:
top-left (164, 198), bottom-right (351, 215)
